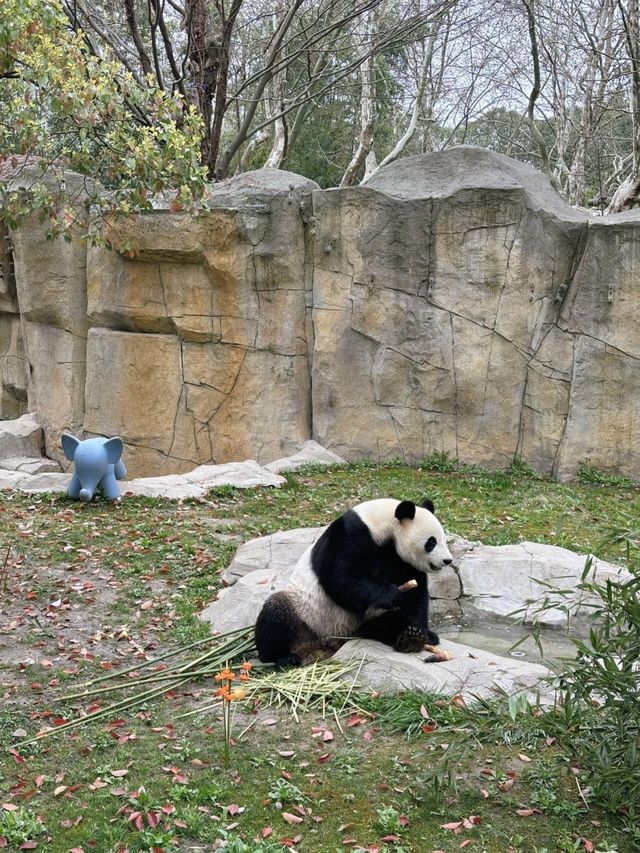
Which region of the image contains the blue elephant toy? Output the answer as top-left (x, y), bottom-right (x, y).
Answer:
top-left (61, 433), bottom-right (127, 502)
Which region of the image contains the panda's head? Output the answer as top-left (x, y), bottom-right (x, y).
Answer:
top-left (393, 499), bottom-right (453, 573)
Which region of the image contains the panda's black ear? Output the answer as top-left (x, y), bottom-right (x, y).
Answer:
top-left (422, 498), bottom-right (435, 514)
top-left (395, 500), bottom-right (416, 522)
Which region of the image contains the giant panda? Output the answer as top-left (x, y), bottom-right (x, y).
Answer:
top-left (254, 498), bottom-right (453, 667)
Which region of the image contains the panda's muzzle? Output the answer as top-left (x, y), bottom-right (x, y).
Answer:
top-left (428, 557), bottom-right (453, 572)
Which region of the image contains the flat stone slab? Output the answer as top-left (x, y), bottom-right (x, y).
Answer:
top-left (0, 471), bottom-right (31, 491)
top-left (0, 458), bottom-right (285, 499)
top-left (333, 637), bottom-right (554, 702)
top-left (222, 526), bottom-right (326, 584)
top-left (265, 441), bottom-right (346, 474)
top-left (458, 540), bottom-right (628, 624)
top-left (0, 456), bottom-right (61, 474)
top-left (123, 475), bottom-right (206, 500)
top-left (4, 472), bottom-right (72, 493)
top-left (184, 460), bottom-right (285, 488)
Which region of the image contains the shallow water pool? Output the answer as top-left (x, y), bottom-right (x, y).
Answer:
top-left (438, 612), bottom-right (583, 668)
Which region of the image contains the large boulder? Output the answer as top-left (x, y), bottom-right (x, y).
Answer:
top-left (202, 526), bottom-right (627, 633)
top-left (332, 637), bottom-right (553, 701)
top-left (0, 413), bottom-right (43, 459)
top-left (310, 148), bottom-right (588, 471)
top-left (0, 227), bottom-right (28, 420)
top-left (200, 524), bottom-right (628, 700)
top-left (82, 169), bottom-right (318, 476)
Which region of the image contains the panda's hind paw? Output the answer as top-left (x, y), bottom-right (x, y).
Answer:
top-left (424, 628), bottom-right (440, 646)
top-left (394, 625), bottom-right (426, 654)
top-left (275, 653), bottom-right (302, 669)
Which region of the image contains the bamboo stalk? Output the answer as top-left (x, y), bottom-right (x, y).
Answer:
top-left (58, 636), bottom-right (254, 702)
top-left (77, 627), bottom-right (254, 689)
top-left (15, 632), bottom-right (256, 747)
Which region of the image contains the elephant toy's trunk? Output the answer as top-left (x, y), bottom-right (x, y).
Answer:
top-left (79, 489), bottom-right (93, 502)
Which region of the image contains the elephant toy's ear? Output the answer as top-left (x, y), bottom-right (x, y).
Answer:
top-left (103, 436), bottom-right (124, 465)
top-left (61, 433), bottom-right (80, 461)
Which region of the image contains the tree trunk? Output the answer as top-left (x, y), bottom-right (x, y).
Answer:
top-left (609, 0), bottom-right (640, 211)
top-left (185, 0), bottom-right (217, 173)
top-left (521, 0), bottom-right (560, 190)
top-left (340, 10), bottom-right (377, 187)
top-left (364, 18), bottom-right (441, 183)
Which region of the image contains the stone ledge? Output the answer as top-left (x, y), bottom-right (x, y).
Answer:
top-left (0, 459), bottom-right (285, 499)
top-left (332, 637), bottom-right (554, 702)
top-left (204, 526), bottom-right (628, 629)
top-left (0, 439), bottom-right (345, 499)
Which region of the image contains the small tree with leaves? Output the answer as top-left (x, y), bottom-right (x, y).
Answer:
top-left (0, 0), bottom-right (206, 243)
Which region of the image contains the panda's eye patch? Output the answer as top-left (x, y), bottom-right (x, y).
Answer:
top-left (425, 537), bottom-right (437, 553)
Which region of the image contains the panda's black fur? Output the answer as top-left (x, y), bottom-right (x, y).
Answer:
top-left (255, 498), bottom-right (452, 667)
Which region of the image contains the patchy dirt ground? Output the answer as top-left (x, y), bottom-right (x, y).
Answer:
top-left (0, 492), bottom-right (243, 710)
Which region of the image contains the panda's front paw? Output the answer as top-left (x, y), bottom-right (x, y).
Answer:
top-left (424, 628), bottom-right (440, 646)
top-left (373, 586), bottom-right (402, 612)
top-left (394, 624), bottom-right (426, 654)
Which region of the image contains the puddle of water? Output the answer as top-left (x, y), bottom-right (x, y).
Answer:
top-left (438, 613), bottom-right (581, 667)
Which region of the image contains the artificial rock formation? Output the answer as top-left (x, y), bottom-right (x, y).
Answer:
top-left (2, 148), bottom-right (640, 479)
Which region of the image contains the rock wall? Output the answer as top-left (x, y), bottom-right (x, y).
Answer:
top-left (2, 148), bottom-right (640, 480)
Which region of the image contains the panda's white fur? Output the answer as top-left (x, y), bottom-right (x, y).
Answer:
top-left (354, 499), bottom-right (452, 572)
top-left (255, 498), bottom-right (452, 666)
top-left (286, 544), bottom-right (361, 639)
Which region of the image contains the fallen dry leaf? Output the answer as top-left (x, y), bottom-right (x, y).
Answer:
top-left (282, 812), bottom-right (304, 825)
top-left (441, 821), bottom-right (463, 832)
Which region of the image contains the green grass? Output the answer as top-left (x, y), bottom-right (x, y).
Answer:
top-left (0, 460), bottom-right (638, 852)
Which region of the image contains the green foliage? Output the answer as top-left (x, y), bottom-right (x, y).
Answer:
top-left (526, 548), bottom-right (640, 837)
top-left (375, 804), bottom-right (405, 835)
top-left (212, 829), bottom-right (281, 852)
top-left (576, 462), bottom-right (635, 488)
top-left (267, 777), bottom-right (307, 806)
top-left (508, 458), bottom-right (544, 480)
top-left (523, 757), bottom-right (583, 819)
top-left (419, 451), bottom-right (459, 473)
top-left (0, 806), bottom-right (47, 846)
top-left (0, 0), bottom-right (206, 243)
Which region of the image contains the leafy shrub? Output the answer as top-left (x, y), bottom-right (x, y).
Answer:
top-left (420, 451), bottom-right (459, 473)
top-left (0, 807), bottom-right (47, 847)
top-left (267, 777), bottom-right (307, 806)
top-left (576, 462), bottom-right (635, 488)
top-left (534, 536), bottom-right (640, 838)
